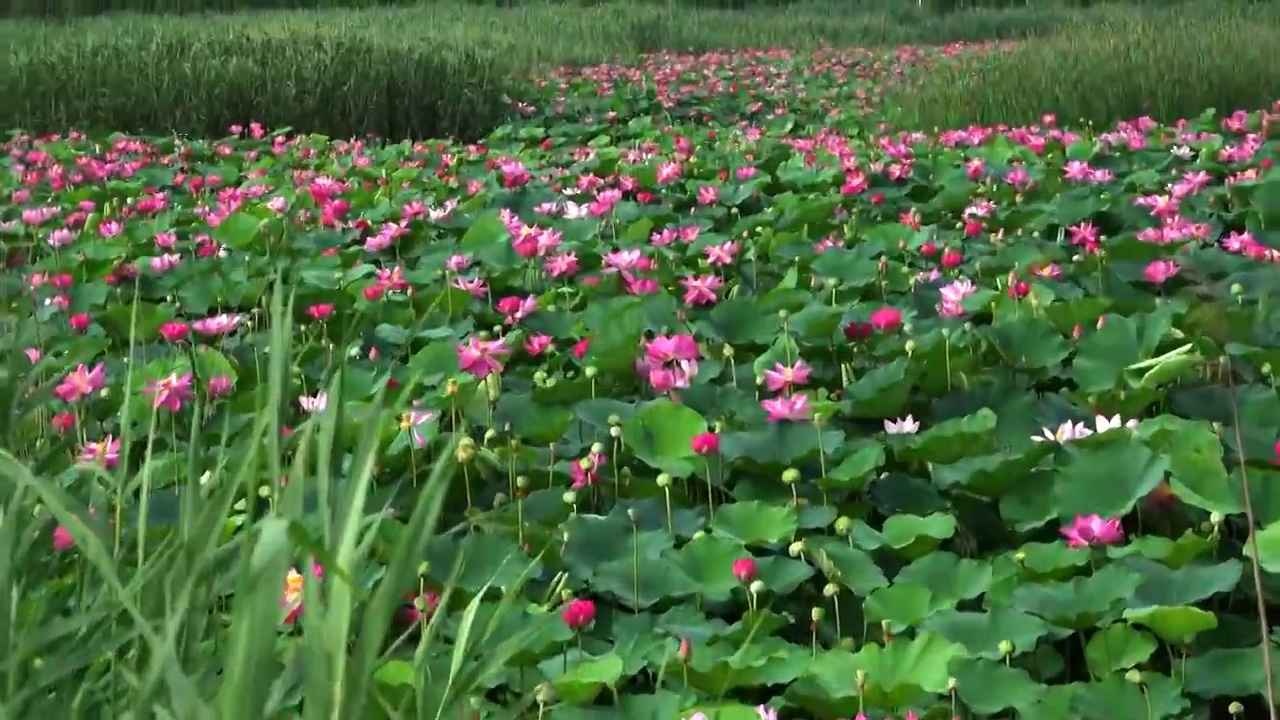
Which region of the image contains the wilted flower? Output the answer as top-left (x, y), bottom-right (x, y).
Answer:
top-left (282, 563), bottom-right (324, 624)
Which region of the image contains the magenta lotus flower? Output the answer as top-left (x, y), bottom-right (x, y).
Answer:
top-left (762, 393), bottom-right (811, 422)
top-left (763, 359), bottom-right (812, 393)
top-left (457, 336), bottom-right (510, 380)
top-left (54, 363), bottom-right (107, 403)
top-left (1061, 514), bottom-right (1125, 548)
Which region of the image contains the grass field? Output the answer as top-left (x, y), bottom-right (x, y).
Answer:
top-left (3, 1), bottom-right (1280, 718)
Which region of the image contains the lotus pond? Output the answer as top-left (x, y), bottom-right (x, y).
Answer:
top-left (3, 43), bottom-right (1280, 720)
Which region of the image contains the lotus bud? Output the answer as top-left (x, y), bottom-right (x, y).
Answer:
top-left (678, 637), bottom-right (692, 662)
top-left (626, 508), bottom-right (638, 523)
top-left (483, 428), bottom-right (498, 444)
top-left (484, 372), bottom-right (501, 401)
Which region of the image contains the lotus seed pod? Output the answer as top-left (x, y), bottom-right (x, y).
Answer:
top-left (788, 540), bottom-right (805, 557)
top-left (947, 676), bottom-right (957, 691)
top-left (823, 582), bottom-right (840, 598)
top-left (533, 370), bottom-right (548, 385)
top-left (609, 426), bottom-right (622, 438)
top-left (483, 428), bottom-right (498, 443)
top-left (626, 508), bottom-right (638, 522)
top-left (1014, 550), bottom-right (1027, 563)
top-left (748, 579), bottom-right (766, 595)
top-left (493, 493), bottom-right (508, 508)
top-left (692, 530), bottom-right (707, 540)
top-left (257, 485), bottom-right (272, 498)
top-left (1231, 283), bottom-right (1244, 296)
top-left (811, 607), bottom-right (825, 622)
top-left (722, 344), bottom-right (735, 358)
top-left (855, 669), bottom-right (867, 688)
top-left (584, 366), bottom-right (598, 378)
top-left (544, 376), bottom-right (557, 388)
top-left (782, 468), bottom-right (801, 484)
top-left (998, 639), bottom-right (1014, 656)
top-left (456, 438), bottom-right (476, 463)
top-left (1264, 363), bottom-right (1274, 377)
top-left (509, 438), bottom-right (521, 450)
top-left (657, 473), bottom-right (672, 488)
top-left (578, 457), bottom-right (593, 470)
top-left (1200, 521), bottom-right (1214, 534)
top-left (1124, 669), bottom-right (1142, 685)
top-left (607, 414), bottom-right (621, 426)
top-left (777, 309), bottom-right (788, 320)
top-left (536, 683), bottom-right (556, 705)
top-left (562, 490), bottom-right (577, 505)
top-left (834, 516), bottom-right (853, 536)
top-left (560, 588), bottom-right (574, 601)
top-left (417, 561), bottom-right (429, 576)
top-left (516, 475), bottom-right (529, 489)
top-left (904, 339), bottom-right (917, 355)
top-left (590, 442), bottom-right (605, 455)
top-left (838, 637), bottom-right (856, 651)
top-left (1229, 701), bottom-right (1244, 715)
top-left (1210, 511), bottom-right (1224, 525)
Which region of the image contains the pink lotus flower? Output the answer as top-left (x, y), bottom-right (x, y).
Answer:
top-left (763, 360), bottom-right (811, 393)
top-left (403, 590), bottom-right (440, 624)
top-left (870, 306), bottom-right (903, 332)
top-left (457, 336), bottom-right (510, 380)
top-left (78, 436), bottom-right (121, 468)
top-left (762, 394), bottom-right (811, 422)
top-left (143, 372), bottom-right (194, 412)
top-left (691, 432), bottom-right (719, 455)
top-left (192, 313), bottom-right (243, 336)
top-left (561, 598), bottom-right (596, 631)
top-left (53, 524), bottom-right (75, 551)
top-left (1060, 514), bottom-right (1125, 548)
top-left (1143, 259), bottom-right (1180, 285)
top-left (54, 363), bottom-right (107, 403)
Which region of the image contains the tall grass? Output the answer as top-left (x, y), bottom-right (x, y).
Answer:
top-left (0, 279), bottom-right (542, 717)
top-left (885, 3), bottom-right (1280, 130)
top-left (0, 0), bottom-right (1230, 140)
top-left (0, 0), bottom-right (1194, 19)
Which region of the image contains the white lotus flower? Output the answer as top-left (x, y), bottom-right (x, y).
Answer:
top-left (885, 415), bottom-right (920, 435)
top-left (1094, 414), bottom-right (1139, 433)
top-left (299, 392), bottom-right (328, 414)
top-left (1032, 420), bottom-right (1093, 443)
